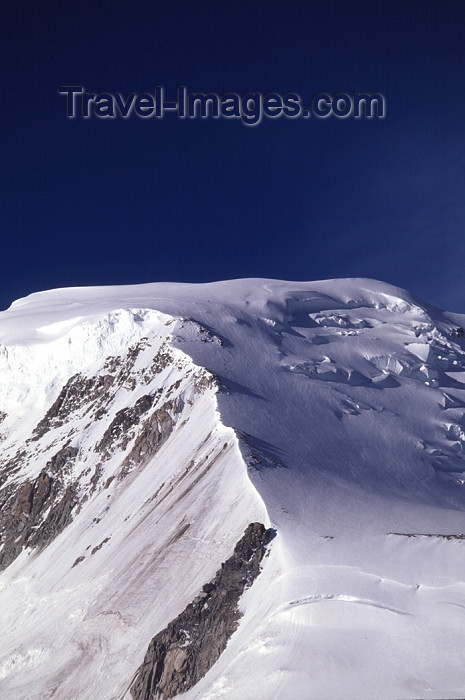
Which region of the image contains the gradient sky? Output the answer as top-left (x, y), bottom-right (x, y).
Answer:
top-left (2, 1), bottom-right (465, 312)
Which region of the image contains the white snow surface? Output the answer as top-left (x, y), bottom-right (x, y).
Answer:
top-left (1, 277), bottom-right (465, 699)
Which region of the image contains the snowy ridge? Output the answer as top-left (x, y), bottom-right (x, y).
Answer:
top-left (0, 305), bottom-right (268, 700)
top-left (1, 277), bottom-right (465, 699)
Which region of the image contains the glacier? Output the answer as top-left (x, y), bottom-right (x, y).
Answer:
top-left (0, 277), bottom-right (465, 699)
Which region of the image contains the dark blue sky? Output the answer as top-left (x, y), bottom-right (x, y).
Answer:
top-left (2, 1), bottom-right (465, 311)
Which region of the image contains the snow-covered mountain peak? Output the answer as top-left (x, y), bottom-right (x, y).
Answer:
top-left (1, 278), bottom-right (465, 700)
top-left (0, 276), bottom-right (439, 331)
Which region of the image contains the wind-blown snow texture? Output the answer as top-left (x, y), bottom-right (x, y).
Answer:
top-left (1, 277), bottom-right (465, 699)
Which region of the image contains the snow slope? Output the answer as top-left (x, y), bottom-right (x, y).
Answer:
top-left (1, 277), bottom-right (465, 699)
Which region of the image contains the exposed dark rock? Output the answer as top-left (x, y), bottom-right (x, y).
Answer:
top-left (16, 472), bottom-right (52, 522)
top-left (0, 471), bottom-right (51, 569)
top-left (103, 355), bottom-right (123, 373)
top-left (91, 536), bottom-right (111, 555)
top-left (31, 372), bottom-right (115, 439)
top-left (112, 340), bottom-right (151, 390)
top-left (130, 522), bottom-right (276, 700)
top-left (118, 402), bottom-right (178, 480)
top-left (389, 532), bottom-right (465, 540)
top-left (194, 372), bottom-right (218, 394)
top-left (0, 469), bottom-right (78, 571)
top-left (46, 444), bottom-right (78, 475)
top-left (150, 347), bottom-right (175, 376)
top-left (96, 394), bottom-right (156, 458)
top-left (0, 450), bottom-right (27, 488)
top-left (28, 484), bottom-right (77, 550)
top-left (90, 462), bottom-right (104, 492)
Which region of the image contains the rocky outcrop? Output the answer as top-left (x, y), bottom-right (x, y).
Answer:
top-left (130, 522), bottom-right (276, 700)
top-left (118, 401), bottom-right (180, 479)
top-left (0, 472), bottom-right (51, 569)
top-left (32, 372), bottom-right (115, 439)
top-left (27, 484), bottom-right (76, 550)
top-left (96, 394), bottom-right (156, 458)
top-left (0, 454), bottom-right (78, 570)
top-left (47, 444), bottom-right (79, 475)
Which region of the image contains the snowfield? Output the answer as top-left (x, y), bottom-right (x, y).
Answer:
top-left (0, 277), bottom-right (465, 699)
